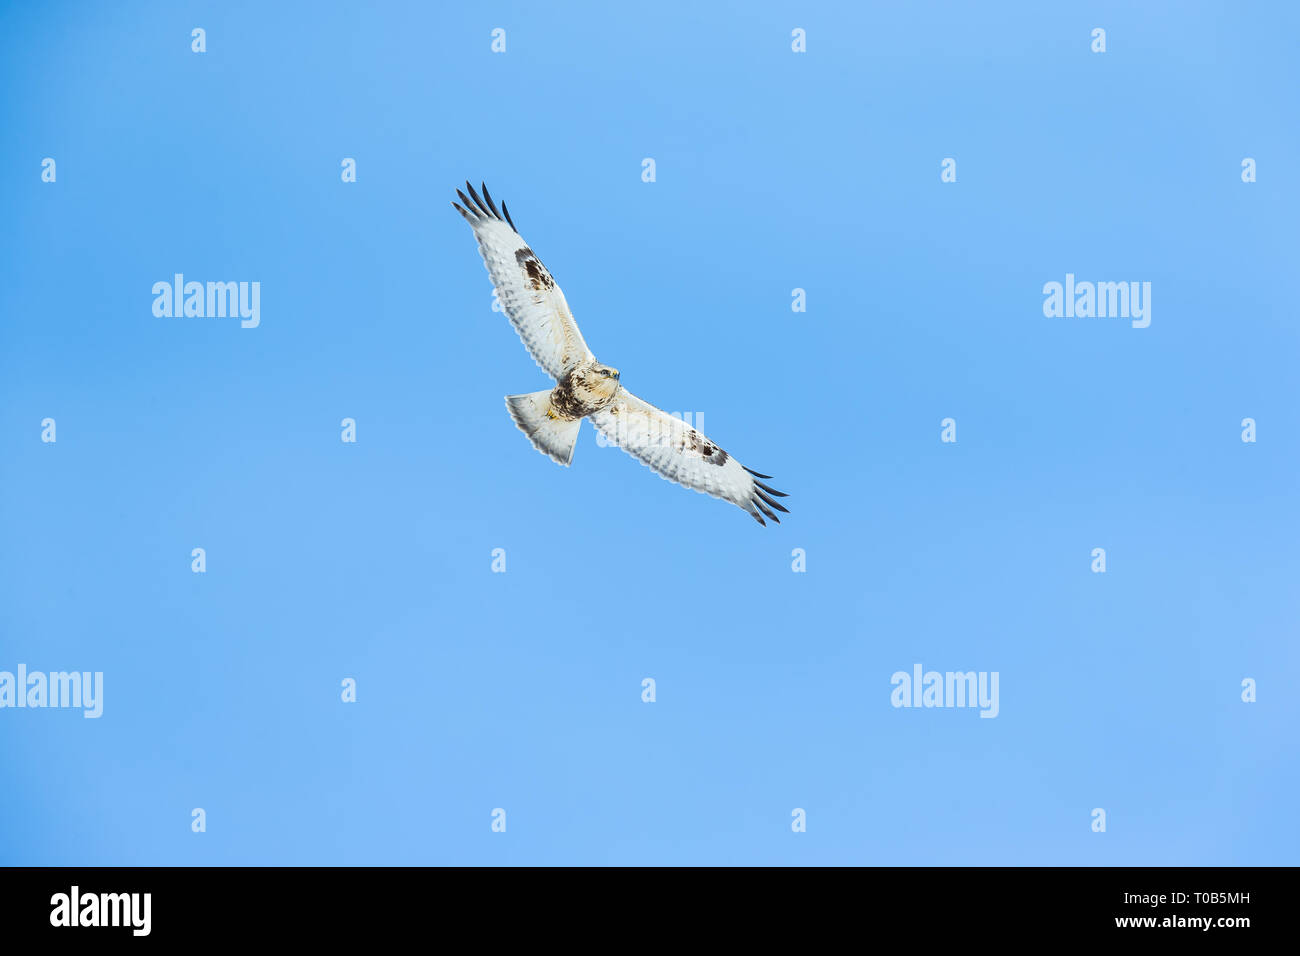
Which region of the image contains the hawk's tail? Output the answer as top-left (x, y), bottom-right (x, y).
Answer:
top-left (505, 390), bottom-right (582, 466)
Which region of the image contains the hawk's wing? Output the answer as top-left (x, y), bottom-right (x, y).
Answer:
top-left (453, 182), bottom-right (593, 381)
top-left (589, 389), bottom-right (789, 526)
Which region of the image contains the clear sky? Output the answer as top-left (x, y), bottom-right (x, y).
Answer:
top-left (1, 0), bottom-right (1296, 865)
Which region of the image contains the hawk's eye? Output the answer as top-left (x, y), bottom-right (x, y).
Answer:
top-left (601, 369), bottom-right (610, 378)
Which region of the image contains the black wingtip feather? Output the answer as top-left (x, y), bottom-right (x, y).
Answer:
top-left (744, 468), bottom-right (789, 526)
top-left (481, 182), bottom-right (502, 219)
top-left (755, 488), bottom-right (789, 513)
top-left (456, 182), bottom-right (517, 232)
top-left (466, 181), bottom-right (493, 218)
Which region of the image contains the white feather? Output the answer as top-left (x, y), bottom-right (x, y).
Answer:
top-left (590, 390), bottom-right (779, 524)
top-left (454, 186), bottom-right (592, 381)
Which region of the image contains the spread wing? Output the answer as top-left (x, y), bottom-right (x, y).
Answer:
top-left (453, 182), bottom-right (593, 381)
top-left (589, 390), bottom-right (789, 526)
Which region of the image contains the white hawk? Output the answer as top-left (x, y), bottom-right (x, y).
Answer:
top-left (453, 182), bottom-right (789, 526)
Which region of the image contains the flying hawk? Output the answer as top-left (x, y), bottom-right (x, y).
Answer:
top-left (452, 182), bottom-right (789, 526)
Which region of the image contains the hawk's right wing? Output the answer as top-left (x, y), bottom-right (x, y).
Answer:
top-left (589, 388), bottom-right (789, 526)
top-left (453, 182), bottom-right (593, 381)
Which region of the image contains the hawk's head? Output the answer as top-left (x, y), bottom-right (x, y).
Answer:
top-left (572, 361), bottom-right (621, 405)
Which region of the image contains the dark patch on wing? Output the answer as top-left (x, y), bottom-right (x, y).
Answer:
top-left (681, 429), bottom-right (728, 466)
top-left (516, 248), bottom-right (555, 292)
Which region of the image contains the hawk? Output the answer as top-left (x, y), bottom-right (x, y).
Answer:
top-left (452, 182), bottom-right (789, 526)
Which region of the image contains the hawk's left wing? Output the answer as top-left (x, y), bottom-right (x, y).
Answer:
top-left (590, 389), bottom-right (789, 526)
top-left (453, 182), bottom-right (593, 381)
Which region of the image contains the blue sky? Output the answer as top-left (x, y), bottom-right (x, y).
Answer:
top-left (1, 0), bottom-right (1296, 865)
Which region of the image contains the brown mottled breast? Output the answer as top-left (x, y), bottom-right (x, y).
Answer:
top-left (550, 377), bottom-right (590, 420)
